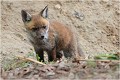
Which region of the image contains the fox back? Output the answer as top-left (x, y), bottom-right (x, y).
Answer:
top-left (21, 6), bottom-right (84, 62)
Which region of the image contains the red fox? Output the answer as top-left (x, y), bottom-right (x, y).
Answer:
top-left (21, 6), bottom-right (84, 62)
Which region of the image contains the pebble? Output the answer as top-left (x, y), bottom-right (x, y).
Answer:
top-left (115, 10), bottom-right (120, 15)
top-left (68, 72), bottom-right (75, 79)
top-left (54, 4), bottom-right (61, 9)
top-left (74, 11), bottom-right (85, 21)
top-left (46, 71), bottom-right (55, 76)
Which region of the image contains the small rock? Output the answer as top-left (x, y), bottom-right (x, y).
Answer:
top-left (101, 0), bottom-right (109, 2)
top-left (115, 10), bottom-right (120, 15)
top-left (46, 71), bottom-right (55, 76)
top-left (68, 72), bottom-right (75, 79)
top-left (54, 4), bottom-right (61, 9)
top-left (74, 11), bottom-right (85, 21)
top-left (34, 74), bottom-right (39, 78)
top-left (8, 72), bottom-right (14, 78)
top-left (56, 70), bottom-right (68, 74)
top-left (116, 51), bottom-right (120, 57)
top-left (58, 61), bottom-right (65, 68)
top-left (14, 68), bottom-right (20, 75)
top-left (33, 70), bottom-right (39, 74)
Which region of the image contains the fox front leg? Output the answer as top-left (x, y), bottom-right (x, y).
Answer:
top-left (36, 49), bottom-right (44, 62)
top-left (48, 47), bottom-right (57, 62)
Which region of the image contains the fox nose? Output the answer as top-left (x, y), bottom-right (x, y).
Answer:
top-left (41, 36), bottom-right (44, 39)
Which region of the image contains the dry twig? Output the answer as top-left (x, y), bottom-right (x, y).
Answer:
top-left (74, 59), bottom-right (120, 63)
top-left (17, 55), bottom-right (46, 66)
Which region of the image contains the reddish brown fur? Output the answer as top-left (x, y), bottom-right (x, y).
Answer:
top-left (25, 15), bottom-right (49, 30)
top-left (50, 21), bottom-right (72, 50)
top-left (22, 9), bottom-right (84, 62)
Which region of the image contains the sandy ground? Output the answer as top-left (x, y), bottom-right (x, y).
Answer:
top-left (1, 0), bottom-right (120, 79)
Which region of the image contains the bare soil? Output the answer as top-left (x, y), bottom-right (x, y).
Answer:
top-left (1, 0), bottom-right (120, 79)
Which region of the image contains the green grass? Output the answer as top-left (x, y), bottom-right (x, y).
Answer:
top-left (94, 53), bottom-right (119, 60)
top-left (2, 52), bottom-right (35, 71)
top-left (2, 58), bottom-right (31, 71)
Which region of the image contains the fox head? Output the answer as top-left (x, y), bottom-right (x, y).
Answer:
top-left (21, 6), bottom-right (49, 41)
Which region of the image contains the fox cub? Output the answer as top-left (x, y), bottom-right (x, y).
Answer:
top-left (21, 6), bottom-right (84, 62)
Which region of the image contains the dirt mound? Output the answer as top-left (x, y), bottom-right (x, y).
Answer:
top-left (1, 1), bottom-right (119, 58)
top-left (1, 0), bottom-right (120, 79)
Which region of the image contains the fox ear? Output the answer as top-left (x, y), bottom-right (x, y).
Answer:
top-left (21, 10), bottom-right (32, 22)
top-left (40, 5), bottom-right (48, 18)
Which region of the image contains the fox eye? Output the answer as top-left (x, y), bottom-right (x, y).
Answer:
top-left (43, 26), bottom-right (46, 29)
top-left (32, 27), bottom-right (39, 31)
